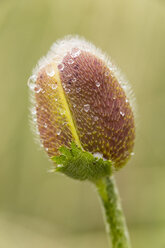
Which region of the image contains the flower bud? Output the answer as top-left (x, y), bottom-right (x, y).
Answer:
top-left (28, 36), bottom-right (135, 169)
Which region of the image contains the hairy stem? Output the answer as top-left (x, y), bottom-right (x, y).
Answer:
top-left (95, 176), bottom-right (131, 248)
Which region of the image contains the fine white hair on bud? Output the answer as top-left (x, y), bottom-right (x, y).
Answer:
top-left (28, 35), bottom-right (136, 168)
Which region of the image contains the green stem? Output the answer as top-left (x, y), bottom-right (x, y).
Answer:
top-left (95, 176), bottom-right (131, 248)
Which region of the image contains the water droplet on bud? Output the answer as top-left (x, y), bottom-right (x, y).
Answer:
top-left (31, 107), bottom-right (37, 115)
top-left (27, 75), bottom-right (37, 91)
top-left (71, 48), bottom-right (81, 58)
top-left (68, 59), bottom-right (74, 64)
top-left (60, 109), bottom-right (66, 115)
top-left (46, 65), bottom-right (55, 77)
top-left (67, 73), bottom-right (72, 78)
top-left (72, 78), bottom-right (77, 83)
top-left (95, 81), bottom-right (100, 87)
top-left (120, 111), bottom-right (125, 117)
top-left (93, 152), bottom-right (104, 159)
top-left (94, 116), bottom-right (99, 121)
top-left (57, 129), bottom-right (61, 135)
top-left (84, 104), bottom-right (90, 112)
top-left (35, 85), bottom-right (42, 93)
top-left (105, 71), bottom-right (109, 77)
top-left (33, 117), bottom-right (37, 122)
top-left (65, 88), bottom-right (70, 94)
top-left (58, 63), bottom-right (64, 71)
top-left (76, 87), bottom-right (81, 93)
top-left (51, 84), bottom-right (58, 90)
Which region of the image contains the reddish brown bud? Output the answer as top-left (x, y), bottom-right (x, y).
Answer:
top-left (28, 36), bottom-right (135, 168)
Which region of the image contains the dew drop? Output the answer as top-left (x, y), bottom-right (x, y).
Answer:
top-left (84, 104), bottom-right (90, 112)
top-left (95, 81), bottom-right (100, 87)
top-left (62, 121), bottom-right (68, 126)
top-left (131, 152), bottom-right (135, 156)
top-left (55, 98), bottom-right (58, 102)
top-left (58, 63), bottom-right (64, 71)
top-left (126, 99), bottom-right (129, 103)
top-left (94, 116), bottom-right (99, 121)
top-left (68, 59), bottom-right (74, 65)
top-left (31, 107), bottom-right (36, 115)
top-left (93, 152), bottom-right (103, 159)
top-left (56, 129), bottom-right (61, 135)
top-left (105, 71), bottom-right (109, 77)
top-left (60, 109), bottom-right (66, 115)
top-left (120, 111), bottom-right (125, 117)
top-left (72, 77), bottom-right (77, 83)
top-left (27, 75), bottom-right (37, 91)
top-left (67, 73), bottom-right (72, 78)
top-left (46, 66), bottom-right (55, 77)
top-left (65, 88), bottom-right (70, 94)
top-left (35, 85), bottom-right (42, 93)
top-left (73, 103), bottom-right (76, 108)
top-left (45, 147), bottom-right (49, 151)
top-left (51, 84), bottom-right (58, 90)
top-left (76, 87), bottom-right (81, 93)
top-left (44, 123), bottom-right (47, 128)
top-left (71, 48), bottom-right (81, 58)
top-left (62, 82), bottom-right (66, 89)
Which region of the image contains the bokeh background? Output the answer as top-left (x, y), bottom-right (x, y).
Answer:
top-left (0, 0), bottom-right (165, 247)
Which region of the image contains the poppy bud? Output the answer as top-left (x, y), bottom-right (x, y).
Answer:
top-left (28, 36), bottom-right (135, 170)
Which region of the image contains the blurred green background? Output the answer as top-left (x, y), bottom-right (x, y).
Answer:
top-left (0, 0), bottom-right (165, 247)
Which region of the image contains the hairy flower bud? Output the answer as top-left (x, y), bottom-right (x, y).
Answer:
top-left (28, 36), bottom-right (135, 169)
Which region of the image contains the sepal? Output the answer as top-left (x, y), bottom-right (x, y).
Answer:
top-left (51, 142), bottom-right (112, 181)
